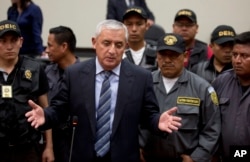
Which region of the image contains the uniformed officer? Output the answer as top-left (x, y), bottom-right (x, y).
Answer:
top-left (172, 9), bottom-right (212, 70)
top-left (191, 25), bottom-right (236, 83)
top-left (122, 6), bottom-right (158, 71)
top-left (140, 33), bottom-right (221, 162)
top-left (0, 20), bottom-right (54, 162)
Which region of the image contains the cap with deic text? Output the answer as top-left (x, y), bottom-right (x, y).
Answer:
top-left (0, 20), bottom-right (21, 37)
top-left (211, 25), bottom-right (236, 44)
top-left (174, 9), bottom-right (197, 23)
top-left (123, 6), bottom-right (148, 21)
top-left (157, 33), bottom-right (185, 54)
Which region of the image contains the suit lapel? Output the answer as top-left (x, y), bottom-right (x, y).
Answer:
top-left (111, 60), bottom-right (134, 137)
top-left (81, 59), bottom-right (136, 137)
top-left (80, 59), bottom-right (97, 136)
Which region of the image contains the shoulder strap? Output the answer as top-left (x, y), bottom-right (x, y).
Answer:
top-left (21, 56), bottom-right (39, 70)
top-left (125, 49), bottom-right (135, 64)
top-left (144, 47), bottom-right (156, 65)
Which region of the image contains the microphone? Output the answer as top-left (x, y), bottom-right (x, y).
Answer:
top-left (68, 116), bottom-right (78, 162)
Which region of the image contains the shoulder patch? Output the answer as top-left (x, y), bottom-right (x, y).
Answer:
top-left (208, 86), bottom-right (219, 105)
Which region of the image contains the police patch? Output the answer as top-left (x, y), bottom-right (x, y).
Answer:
top-left (208, 87), bottom-right (219, 106)
top-left (25, 70), bottom-right (32, 80)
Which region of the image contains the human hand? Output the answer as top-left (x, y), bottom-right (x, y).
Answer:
top-left (158, 107), bottom-right (182, 133)
top-left (181, 154), bottom-right (194, 162)
top-left (42, 147), bottom-right (55, 162)
top-left (140, 149), bottom-right (146, 162)
top-left (25, 100), bottom-right (45, 128)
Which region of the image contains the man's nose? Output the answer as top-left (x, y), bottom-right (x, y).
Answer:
top-left (108, 44), bottom-right (116, 54)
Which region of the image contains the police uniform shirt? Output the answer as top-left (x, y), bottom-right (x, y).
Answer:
top-left (140, 69), bottom-right (221, 161)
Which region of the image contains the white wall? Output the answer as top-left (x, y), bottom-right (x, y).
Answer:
top-left (0, 0), bottom-right (249, 48)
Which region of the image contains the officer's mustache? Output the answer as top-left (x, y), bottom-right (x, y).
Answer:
top-left (161, 62), bottom-right (175, 67)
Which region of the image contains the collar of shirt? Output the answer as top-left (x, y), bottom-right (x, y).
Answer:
top-left (95, 57), bottom-right (121, 76)
top-left (95, 58), bottom-right (119, 129)
top-left (162, 76), bottom-right (179, 94)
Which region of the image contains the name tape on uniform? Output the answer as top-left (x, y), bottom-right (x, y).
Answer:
top-left (177, 97), bottom-right (200, 106)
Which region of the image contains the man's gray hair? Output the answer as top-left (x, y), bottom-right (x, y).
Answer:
top-left (95, 19), bottom-right (128, 41)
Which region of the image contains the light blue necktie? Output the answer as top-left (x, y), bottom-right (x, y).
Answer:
top-left (95, 71), bottom-right (112, 157)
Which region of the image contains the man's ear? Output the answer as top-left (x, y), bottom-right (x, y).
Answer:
top-left (61, 42), bottom-right (68, 52)
top-left (146, 19), bottom-right (154, 28)
top-left (182, 51), bottom-right (188, 64)
top-left (195, 24), bottom-right (199, 34)
top-left (92, 37), bottom-right (96, 49)
top-left (209, 42), bottom-right (213, 48)
top-left (19, 37), bottom-right (24, 48)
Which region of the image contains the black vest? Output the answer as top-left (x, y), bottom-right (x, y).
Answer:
top-left (125, 45), bottom-right (157, 71)
top-left (0, 56), bottom-right (41, 144)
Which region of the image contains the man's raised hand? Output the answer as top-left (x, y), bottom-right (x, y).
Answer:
top-left (158, 107), bottom-right (182, 133)
top-left (25, 100), bottom-right (45, 128)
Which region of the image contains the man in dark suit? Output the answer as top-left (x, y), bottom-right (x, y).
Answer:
top-left (25, 19), bottom-right (181, 162)
top-left (107, 0), bottom-right (155, 26)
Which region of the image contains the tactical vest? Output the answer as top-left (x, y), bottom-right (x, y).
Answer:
top-left (0, 56), bottom-right (41, 144)
top-left (125, 46), bottom-right (157, 71)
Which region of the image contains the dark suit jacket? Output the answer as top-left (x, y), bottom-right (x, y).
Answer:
top-left (43, 58), bottom-right (161, 162)
top-left (106, 0), bottom-right (155, 22)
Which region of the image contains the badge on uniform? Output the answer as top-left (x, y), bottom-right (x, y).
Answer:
top-left (24, 69), bottom-right (32, 80)
top-left (208, 86), bottom-right (219, 106)
top-left (2, 85), bottom-right (12, 98)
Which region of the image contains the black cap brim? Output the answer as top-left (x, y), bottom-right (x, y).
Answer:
top-left (214, 37), bottom-right (234, 45)
top-left (123, 11), bottom-right (147, 21)
top-left (157, 46), bottom-right (184, 54)
top-left (175, 15), bottom-right (196, 23)
top-left (0, 30), bottom-right (21, 38)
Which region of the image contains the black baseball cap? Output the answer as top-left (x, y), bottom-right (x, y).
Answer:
top-left (0, 20), bottom-right (21, 37)
top-left (123, 6), bottom-right (148, 21)
top-left (157, 33), bottom-right (185, 54)
top-left (174, 9), bottom-right (197, 23)
top-left (211, 25), bottom-right (236, 44)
